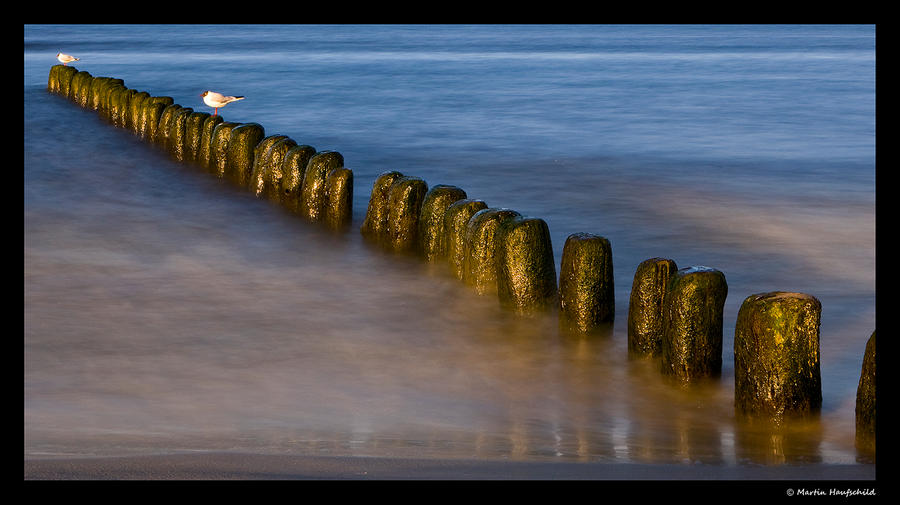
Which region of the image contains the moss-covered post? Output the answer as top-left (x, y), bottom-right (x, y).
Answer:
top-left (154, 103), bottom-right (182, 146)
top-left (463, 208), bottom-right (521, 296)
top-left (280, 145), bottom-right (317, 214)
top-left (166, 107), bottom-right (194, 161)
top-left (496, 216), bottom-right (558, 315)
top-left (261, 137), bottom-right (298, 201)
top-left (49, 65), bottom-right (77, 97)
top-left (418, 185), bottom-right (467, 261)
top-left (127, 91), bottom-right (151, 133)
top-left (733, 291), bottom-right (822, 423)
top-left (69, 70), bottom-right (93, 108)
top-left (249, 135), bottom-right (289, 194)
top-left (88, 77), bottom-right (124, 112)
top-left (386, 176), bottom-right (428, 253)
top-left (627, 257), bottom-right (678, 358)
top-left (660, 266), bottom-right (728, 384)
top-left (224, 123), bottom-right (265, 187)
top-left (360, 171), bottom-right (405, 243)
top-left (855, 330), bottom-right (876, 457)
top-left (558, 233), bottom-right (615, 334)
top-left (183, 111), bottom-right (212, 163)
top-left (209, 122), bottom-right (241, 178)
top-left (197, 114), bottom-right (224, 170)
top-left (300, 151), bottom-right (344, 223)
top-left (325, 167), bottom-right (354, 230)
top-left (444, 199), bottom-right (489, 280)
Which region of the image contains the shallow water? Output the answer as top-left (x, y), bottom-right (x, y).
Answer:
top-left (24, 25), bottom-right (875, 469)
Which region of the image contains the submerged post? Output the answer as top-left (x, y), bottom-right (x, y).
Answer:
top-left (660, 266), bottom-right (728, 384)
top-left (733, 291), bottom-right (822, 424)
top-left (558, 233), bottom-right (615, 334)
top-left (627, 257), bottom-right (678, 358)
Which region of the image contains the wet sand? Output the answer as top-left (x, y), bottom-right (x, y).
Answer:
top-left (24, 452), bottom-right (875, 481)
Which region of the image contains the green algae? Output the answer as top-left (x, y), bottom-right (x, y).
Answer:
top-left (733, 291), bottom-right (821, 424)
top-left (558, 233), bottom-right (614, 335)
top-left (627, 257), bottom-right (678, 358)
top-left (166, 107), bottom-right (195, 161)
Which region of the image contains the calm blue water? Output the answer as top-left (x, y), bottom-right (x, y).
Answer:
top-left (24, 25), bottom-right (875, 469)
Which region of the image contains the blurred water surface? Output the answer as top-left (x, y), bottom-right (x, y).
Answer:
top-left (24, 25), bottom-right (875, 468)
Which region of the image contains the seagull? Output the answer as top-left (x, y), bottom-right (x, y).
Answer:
top-left (57, 52), bottom-right (79, 66)
top-left (201, 91), bottom-right (245, 116)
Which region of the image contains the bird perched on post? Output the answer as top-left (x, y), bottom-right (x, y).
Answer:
top-left (57, 52), bottom-right (79, 65)
top-left (201, 91), bottom-right (245, 116)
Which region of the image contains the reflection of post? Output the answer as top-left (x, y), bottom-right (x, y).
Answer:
top-left (733, 419), bottom-right (823, 465)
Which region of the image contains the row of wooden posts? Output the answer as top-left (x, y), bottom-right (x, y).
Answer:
top-left (46, 64), bottom-right (875, 457)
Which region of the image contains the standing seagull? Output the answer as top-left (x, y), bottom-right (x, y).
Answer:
top-left (57, 52), bottom-right (79, 66)
top-left (201, 90), bottom-right (245, 116)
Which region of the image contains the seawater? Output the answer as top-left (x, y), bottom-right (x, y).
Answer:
top-left (24, 25), bottom-right (875, 467)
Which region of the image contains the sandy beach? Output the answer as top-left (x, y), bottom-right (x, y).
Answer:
top-left (24, 452), bottom-right (876, 481)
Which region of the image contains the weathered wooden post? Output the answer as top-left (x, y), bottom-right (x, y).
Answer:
top-left (627, 257), bottom-right (678, 357)
top-left (361, 171), bottom-right (405, 244)
top-left (496, 216), bottom-right (558, 315)
top-left (418, 185), bottom-right (467, 261)
top-left (558, 233), bottom-right (615, 334)
top-left (280, 145), bottom-right (317, 214)
top-left (444, 199), bottom-right (488, 280)
top-left (386, 176), bottom-right (429, 253)
top-left (734, 291), bottom-right (822, 423)
top-left (660, 266), bottom-right (728, 384)
top-left (463, 208), bottom-right (521, 296)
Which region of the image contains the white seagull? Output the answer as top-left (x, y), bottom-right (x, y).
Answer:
top-left (57, 52), bottom-right (79, 66)
top-left (201, 90), bottom-right (245, 116)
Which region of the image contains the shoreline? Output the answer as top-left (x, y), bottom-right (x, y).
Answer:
top-left (24, 452), bottom-right (876, 481)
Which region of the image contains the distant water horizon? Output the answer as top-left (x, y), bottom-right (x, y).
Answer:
top-left (25, 24), bottom-right (875, 470)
